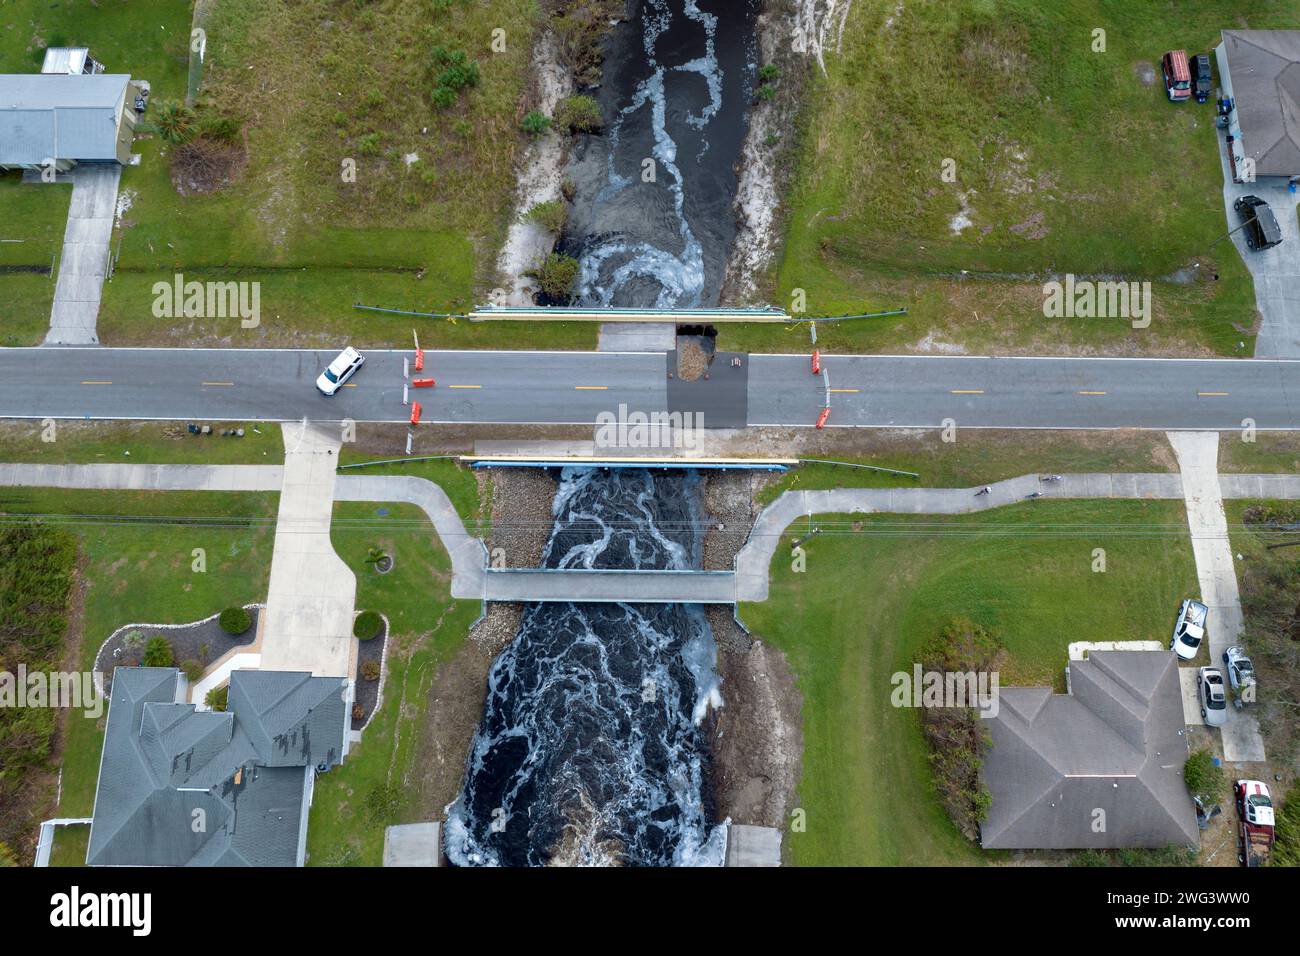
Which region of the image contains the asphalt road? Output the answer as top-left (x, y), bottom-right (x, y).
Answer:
top-left (0, 347), bottom-right (1297, 431)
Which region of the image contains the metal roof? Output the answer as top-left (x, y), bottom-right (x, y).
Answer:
top-left (0, 73), bottom-right (129, 165)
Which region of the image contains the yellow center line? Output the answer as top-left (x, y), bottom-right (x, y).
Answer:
top-left (575, 385), bottom-right (609, 390)
top-left (1077, 390), bottom-right (1107, 396)
top-left (449, 384), bottom-right (482, 389)
top-left (202, 381), bottom-right (234, 387)
top-left (342, 383), bottom-right (358, 388)
top-left (829, 388), bottom-right (860, 393)
top-left (80, 380), bottom-right (112, 385)
top-left (1197, 391), bottom-right (1229, 397)
top-left (950, 389), bottom-right (984, 395)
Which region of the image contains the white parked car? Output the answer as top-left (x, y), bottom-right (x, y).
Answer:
top-left (1197, 666), bottom-right (1227, 728)
top-left (1170, 598), bottom-right (1208, 660)
top-left (316, 347), bottom-right (365, 395)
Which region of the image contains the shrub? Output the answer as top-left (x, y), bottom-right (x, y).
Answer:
top-left (758, 63), bottom-right (780, 82)
top-left (352, 702), bottom-right (365, 720)
top-left (361, 660), bottom-right (381, 681)
top-left (179, 659), bottom-right (204, 682)
top-left (555, 94), bottom-right (603, 133)
top-left (205, 686), bottom-right (228, 712)
top-left (527, 252), bottom-right (580, 301)
top-left (521, 110), bottom-right (551, 136)
top-left (358, 132), bottom-right (381, 156)
top-left (150, 100), bottom-right (196, 145)
top-left (524, 200), bottom-right (568, 233)
top-left (197, 112), bottom-right (242, 144)
top-left (1183, 748), bottom-right (1224, 804)
top-left (0, 841), bottom-right (16, 867)
top-left (122, 630), bottom-right (145, 654)
top-left (756, 83), bottom-right (777, 102)
top-left (218, 607), bottom-right (252, 635)
top-left (429, 47), bottom-right (479, 106)
top-left (142, 636), bottom-right (174, 668)
top-left (353, 611), bottom-right (383, 641)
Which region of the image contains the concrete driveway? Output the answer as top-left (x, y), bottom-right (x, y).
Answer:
top-left (1217, 130), bottom-right (1300, 357)
top-left (44, 164), bottom-right (121, 346)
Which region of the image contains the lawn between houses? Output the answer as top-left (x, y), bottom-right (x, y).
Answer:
top-left (721, 0), bottom-right (1300, 357)
top-left (90, 0), bottom-right (593, 351)
top-left (307, 501), bottom-right (481, 866)
top-left (0, 487), bottom-right (278, 842)
top-left (738, 499), bottom-right (1199, 866)
top-left (0, 418), bottom-right (284, 464)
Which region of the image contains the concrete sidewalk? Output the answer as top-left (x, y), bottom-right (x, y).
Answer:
top-left (44, 164), bottom-right (121, 346)
top-left (0, 462), bottom-right (281, 491)
top-left (1166, 432), bottom-right (1266, 763)
top-left (259, 422), bottom-right (356, 679)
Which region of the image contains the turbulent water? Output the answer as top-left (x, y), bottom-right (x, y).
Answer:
top-left (447, 0), bottom-right (757, 867)
top-left (446, 470), bottom-right (727, 866)
top-left (563, 0), bottom-right (759, 307)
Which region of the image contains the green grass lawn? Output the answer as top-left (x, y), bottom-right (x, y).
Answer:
top-left (0, 488), bottom-right (279, 821)
top-left (47, 823), bottom-right (90, 867)
top-left (0, 419), bottom-right (283, 464)
top-left (307, 501), bottom-right (480, 866)
top-left (758, 429), bottom-right (1175, 505)
top-left (0, 171), bottom-right (72, 346)
top-left (723, 0), bottom-right (1300, 357)
top-left (85, 0), bottom-right (594, 350)
top-left (336, 451), bottom-right (487, 530)
top-left (738, 500), bottom-right (1198, 865)
top-left (1218, 433), bottom-right (1300, 475)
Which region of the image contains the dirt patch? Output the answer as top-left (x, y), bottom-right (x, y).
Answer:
top-left (676, 339), bottom-right (711, 381)
top-left (1134, 61), bottom-right (1157, 87)
top-left (1008, 210), bottom-right (1048, 240)
top-left (707, 607), bottom-right (803, 830)
top-left (701, 471), bottom-right (765, 570)
top-left (408, 602), bottom-right (520, 821)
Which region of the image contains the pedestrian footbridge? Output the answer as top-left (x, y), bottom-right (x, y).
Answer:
top-left (479, 568), bottom-right (737, 604)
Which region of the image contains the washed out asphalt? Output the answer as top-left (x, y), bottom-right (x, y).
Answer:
top-left (0, 347), bottom-right (1298, 430)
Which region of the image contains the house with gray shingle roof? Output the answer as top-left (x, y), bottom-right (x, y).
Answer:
top-left (1215, 31), bottom-right (1300, 183)
top-left (0, 73), bottom-right (143, 171)
top-left (86, 667), bottom-right (349, 867)
top-left (980, 651), bottom-right (1198, 850)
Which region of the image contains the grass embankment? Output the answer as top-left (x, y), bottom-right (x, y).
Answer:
top-left (1218, 433), bottom-right (1300, 475)
top-left (724, 0), bottom-right (1300, 357)
top-left (80, 0), bottom-right (591, 350)
top-left (0, 488), bottom-right (279, 834)
top-left (738, 500), bottom-right (1199, 866)
top-left (757, 429), bottom-right (1175, 505)
top-left (0, 419), bottom-right (283, 464)
top-left (308, 501), bottom-right (480, 866)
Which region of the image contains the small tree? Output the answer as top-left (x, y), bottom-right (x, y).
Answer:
top-left (142, 636), bottom-right (174, 668)
top-left (1183, 748), bottom-right (1225, 804)
top-left (219, 607), bottom-right (252, 635)
top-left (150, 100), bottom-right (197, 145)
top-left (205, 686), bottom-right (228, 712)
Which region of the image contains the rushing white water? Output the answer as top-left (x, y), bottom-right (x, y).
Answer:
top-left (445, 469), bottom-right (727, 867)
top-left (571, 0), bottom-right (739, 308)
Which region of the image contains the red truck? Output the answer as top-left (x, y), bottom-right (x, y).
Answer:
top-left (1235, 779), bottom-right (1275, 867)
